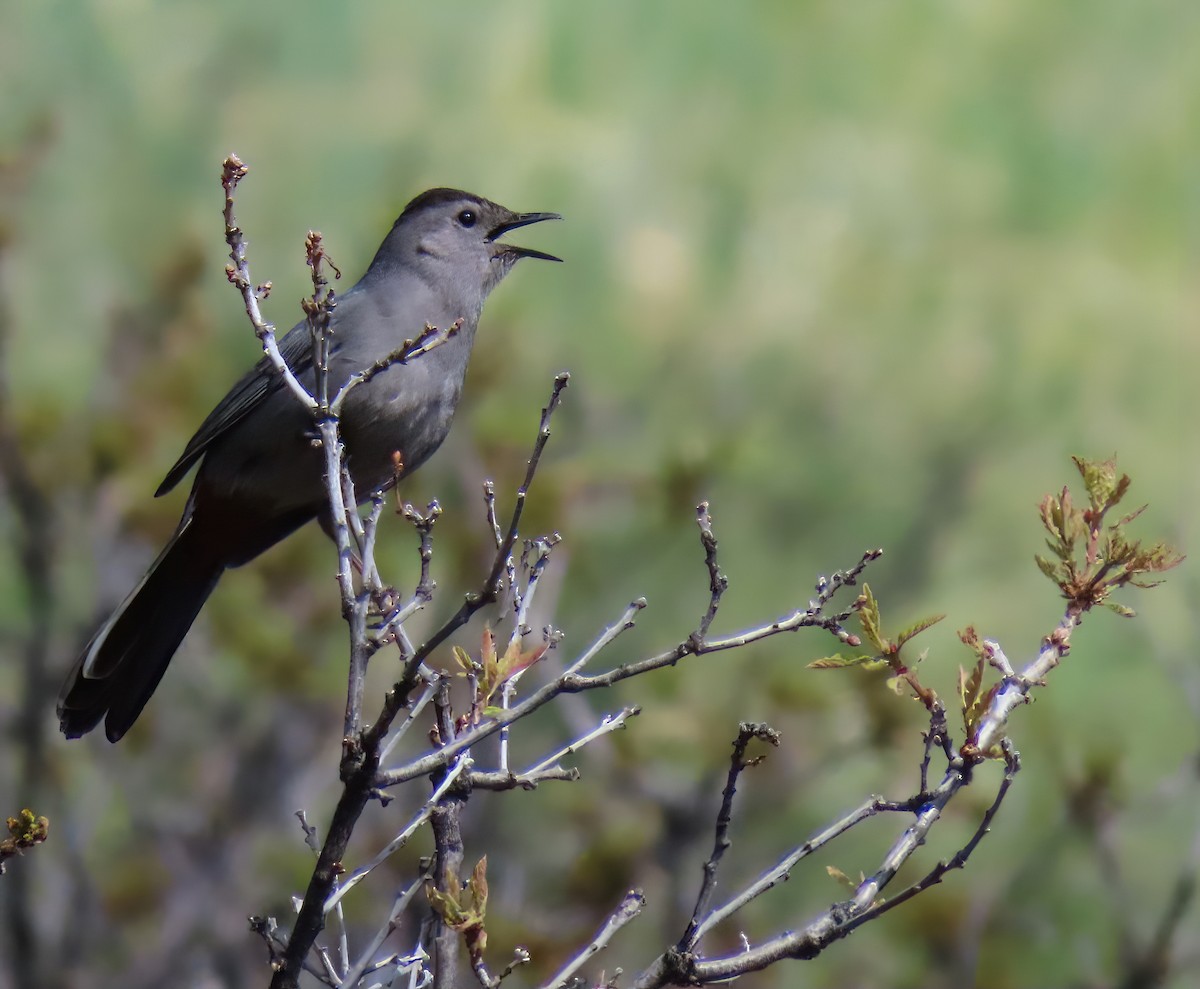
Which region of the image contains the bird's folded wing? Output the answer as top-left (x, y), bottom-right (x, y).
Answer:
top-left (155, 325), bottom-right (316, 496)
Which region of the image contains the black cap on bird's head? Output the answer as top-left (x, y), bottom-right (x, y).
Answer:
top-left (372, 188), bottom-right (561, 295)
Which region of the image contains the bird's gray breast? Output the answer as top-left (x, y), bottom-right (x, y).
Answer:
top-left (335, 326), bottom-right (473, 491)
top-left (331, 295), bottom-right (475, 492)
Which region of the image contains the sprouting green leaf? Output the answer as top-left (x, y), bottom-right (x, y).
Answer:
top-left (1035, 458), bottom-right (1182, 612)
top-left (468, 856), bottom-right (489, 915)
top-left (1035, 554), bottom-right (1061, 583)
top-left (452, 645), bottom-right (475, 674)
top-left (857, 585), bottom-right (886, 652)
top-left (1073, 455), bottom-right (1127, 513)
top-left (958, 660), bottom-right (983, 713)
top-left (826, 865), bottom-right (858, 891)
top-left (826, 865), bottom-right (884, 906)
top-left (895, 613), bottom-right (945, 647)
top-left (481, 627), bottom-right (497, 669)
top-left (808, 653), bottom-right (876, 670)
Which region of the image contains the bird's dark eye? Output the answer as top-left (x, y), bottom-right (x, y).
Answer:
top-left (457, 209), bottom-right (476, 228)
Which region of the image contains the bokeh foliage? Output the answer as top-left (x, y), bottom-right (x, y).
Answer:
top-left (0, 2), bottom-right (1194, 987)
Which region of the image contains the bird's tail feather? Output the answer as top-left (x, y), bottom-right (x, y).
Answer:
top-left (58, 520), bottom-right (224, 742)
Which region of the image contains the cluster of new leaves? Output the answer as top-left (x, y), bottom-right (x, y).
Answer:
top-left (806, 456), bottom-right (1186, 766)
top-left (426, 857), bottom-right (490, 962)
top-left (956, 627), bottom-right (1005, 758)
top-left (807, 585), bottom-right (944, 710)
top-left (452, 627), bottom-right (549, 726)
top-left (1036, 456), bottom-right (1184, 616)
top-left (0, 808), bottom-right (49, 873)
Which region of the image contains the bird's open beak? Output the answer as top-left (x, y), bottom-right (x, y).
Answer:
top-left (487, 212), bottom-right (563, 262)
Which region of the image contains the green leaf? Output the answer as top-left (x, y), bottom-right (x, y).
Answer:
top-left (826, 865), bottom-right (858, 891)
top-left (958, 660), bottom-right (983, 712)
top-left (452, 645), bottom-right (475, 674)
top-left (468, 856), bottom-right (489, 914)
top-left (857, 584), bottom-right (886, 652)
top-left (1073, 455), bottom-right (1124, 512)
top-left (808, 653), bottom-right (875, 670)
top-left (1035, 554), bottom-right (1062, 583)
top-left (895, 613), bottom-right (945, 647)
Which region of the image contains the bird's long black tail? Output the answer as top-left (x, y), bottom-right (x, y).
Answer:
top-left (58, 519), bottom-right (224, 742)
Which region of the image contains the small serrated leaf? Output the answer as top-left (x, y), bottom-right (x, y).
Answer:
top-left (895, 613), bottom-right (946, 647)
top-left (1104, 601), bottom-right (1136, 618)
top-left (807, 653), bottom-right (875, 670)
top-left (1115, 504), bottom-right (1148, 527)
top-left (1035, 554), bottom-right (1061, 582)
top-left (1039, 495), bottom-right (1063, 541)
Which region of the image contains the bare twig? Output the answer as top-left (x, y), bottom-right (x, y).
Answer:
top-left (340, 875), bottom-right (427, 987)
top-left (380, 672), bottom-right (442, 765)
top-left (839, 741), bottom-right (1022, 934)
top-left (220, 155), bottom-right (315, 411)
top-left (688, 794), bottom-right (904, 945)
top-left (518, 706), bottom-right (642, 780)
top-left (483, 481), bottom-right (503, 549)
top-left (679, 723), bottom-right (780, 951)
top-left (540, 890), bottom-right (646, 989)
top-left (250, 916), bottom-right (335, 986)
top-left (693, 502), bottom-right (728, 641)
top-left (326, 756), bottom-right (471, 913)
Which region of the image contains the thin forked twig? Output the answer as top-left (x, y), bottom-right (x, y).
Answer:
top-left (679, 722), bottom-right (780, 952)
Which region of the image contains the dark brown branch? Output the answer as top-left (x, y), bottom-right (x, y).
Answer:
top-left (693, 502), bottom-right (729, 641)
top-left (270, 760), bottom-right (377, 988)
top-left (678, 723), bottom-right (779, 952)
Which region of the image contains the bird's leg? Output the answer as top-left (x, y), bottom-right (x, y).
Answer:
top-left (390, 450), bottom-right (407, 515)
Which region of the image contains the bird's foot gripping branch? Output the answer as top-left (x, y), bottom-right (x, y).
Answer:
top-left (207, 158), bottom-right (1182, 989)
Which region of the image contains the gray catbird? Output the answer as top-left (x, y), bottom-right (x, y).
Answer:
top-left (57, 188), bottom-right (560, 742)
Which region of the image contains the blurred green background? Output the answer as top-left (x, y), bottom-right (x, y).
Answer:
top-left (1, 1), bottom-right (1195, 987)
